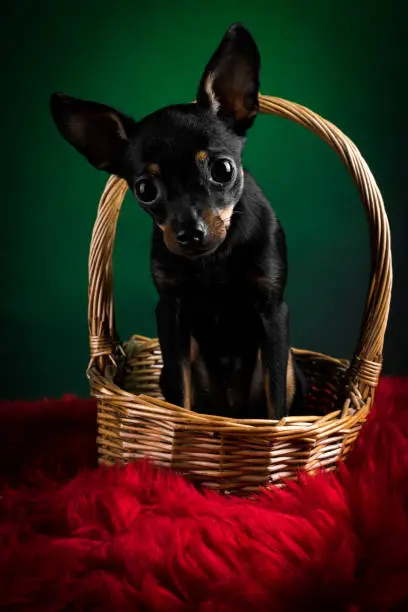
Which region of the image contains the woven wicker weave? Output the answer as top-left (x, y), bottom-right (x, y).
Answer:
top-left (88, 94), bottom-right (392, 495)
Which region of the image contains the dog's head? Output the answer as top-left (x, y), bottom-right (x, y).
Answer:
top-left (50, 24), bottom-right (260, 258)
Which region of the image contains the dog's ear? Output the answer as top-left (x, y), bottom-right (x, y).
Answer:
top-left (196, 23), bottom-right (260, 135)
top-left (50, 92), bottom-right (136, 174)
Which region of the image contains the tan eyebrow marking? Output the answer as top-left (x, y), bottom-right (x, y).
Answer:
top-left (195, 150), bottom-right (208, 162)
top-left (147, 163), bottom-right (161, 175)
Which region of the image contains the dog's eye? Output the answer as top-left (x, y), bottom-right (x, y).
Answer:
top-left (135, 177), bottom-right (160, 204)
top-left (210, 158), bottom-right (235, 184)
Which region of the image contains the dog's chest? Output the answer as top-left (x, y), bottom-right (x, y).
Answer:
top-left (186, 264), bottom-right (258, 353)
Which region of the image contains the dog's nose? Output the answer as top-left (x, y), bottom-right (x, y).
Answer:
top-left (176, 224), bottom-right (206, 247)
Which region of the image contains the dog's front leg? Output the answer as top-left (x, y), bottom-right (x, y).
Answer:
top-left (156, 293), bottom-right (192, 409)
top-left (256, 298), bottom-right (290, 421)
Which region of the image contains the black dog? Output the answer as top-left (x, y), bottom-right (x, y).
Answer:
top-left (50, 23), bottom-right (305, 420)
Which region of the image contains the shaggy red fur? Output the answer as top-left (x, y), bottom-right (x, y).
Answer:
top-left (1, 379), bottom-right (408, 611)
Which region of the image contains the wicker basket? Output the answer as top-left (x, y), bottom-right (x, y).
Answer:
top-left (88, 94), bottom-right (392, 495)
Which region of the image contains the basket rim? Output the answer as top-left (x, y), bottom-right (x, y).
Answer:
top-left (88, 341), bottom-right (365, 435)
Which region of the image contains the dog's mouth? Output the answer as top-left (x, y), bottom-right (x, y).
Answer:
top-left (165, 238), bottom-right (225, 259)
top-left (180, 243), bottom-right (222, 259)
top-left (161, 207), bottom-right (234, 259)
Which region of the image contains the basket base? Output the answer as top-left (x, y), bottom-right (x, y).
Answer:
top-left (89, 334), bottom-right (373, 495)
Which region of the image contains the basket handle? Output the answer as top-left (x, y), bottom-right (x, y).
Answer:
top-left (88, 94), bottom-right (392, 392)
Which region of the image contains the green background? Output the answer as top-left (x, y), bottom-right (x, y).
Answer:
top-left (1, 0), bottom-right (406, 400)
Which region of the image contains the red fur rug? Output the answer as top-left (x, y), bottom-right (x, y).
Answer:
top-left (1, 379), bottom-right (408, 611)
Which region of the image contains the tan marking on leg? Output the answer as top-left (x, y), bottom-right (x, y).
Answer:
top-left (262, 350), bottom-right (295, 418)
top-left (182, 360), bottom-right (192, 410)
top-left (181, 335), bottom-right (194, 411)
top-left (190, 336), bottom-right (199, 363)
top-left (286, 350), bottom-right (296, 409)
top-left (263, 370), bottom-right (274, 419)
top-left (262, 361), bottom-right (275, 420)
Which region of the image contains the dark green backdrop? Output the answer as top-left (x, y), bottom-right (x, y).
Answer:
top-left (1, 0), bottom-right (406, 400)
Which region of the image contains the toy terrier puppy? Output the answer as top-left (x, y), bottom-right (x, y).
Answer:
top-left (50, 23), bottom-right (305, 419)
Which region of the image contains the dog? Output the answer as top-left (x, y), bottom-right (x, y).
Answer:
top-left (50, 23), bottom-right (305, 420)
